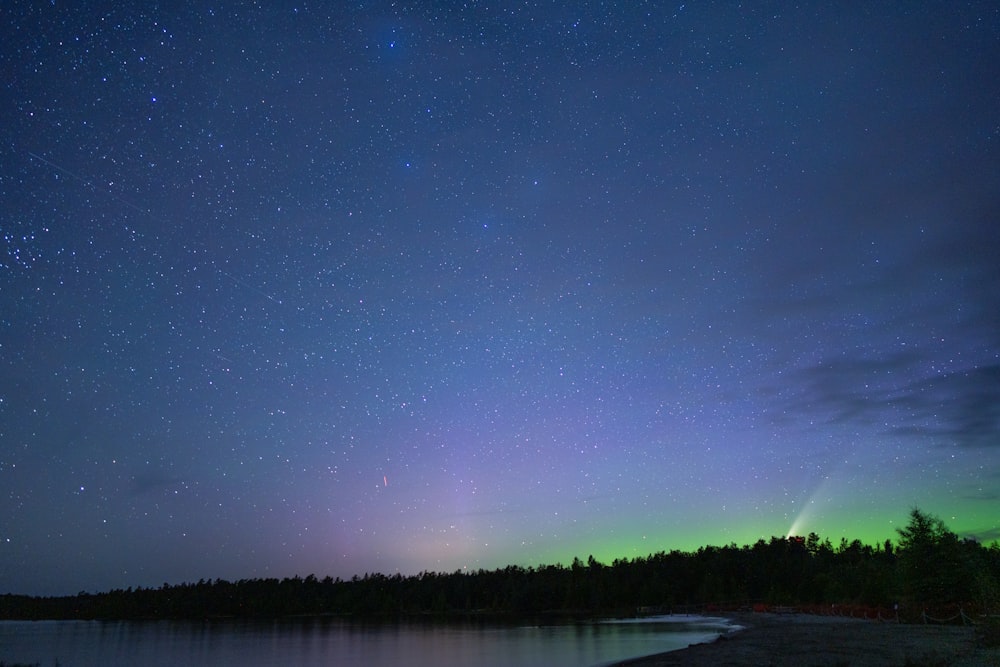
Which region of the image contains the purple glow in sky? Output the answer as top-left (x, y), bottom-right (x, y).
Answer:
top-left (1, 2), bottom-right (998, 596)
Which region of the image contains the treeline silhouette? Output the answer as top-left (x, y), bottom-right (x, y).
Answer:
top-left (2, 509), bottom-right (997, 621)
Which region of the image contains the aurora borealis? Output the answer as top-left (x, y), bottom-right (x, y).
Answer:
top-left (2, 2), bottom-right (998, 596)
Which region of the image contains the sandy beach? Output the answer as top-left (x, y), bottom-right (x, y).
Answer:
top-left (613, 612), bottom-right (999, 667)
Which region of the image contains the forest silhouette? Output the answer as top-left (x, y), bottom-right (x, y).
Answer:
top-left (2, 509), bottom-right (997, 622)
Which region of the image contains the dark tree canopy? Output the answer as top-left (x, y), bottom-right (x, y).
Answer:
top-left (896, 508), bottom-right (995, 609)
top-left (1, 509), bottom-right (996, 623)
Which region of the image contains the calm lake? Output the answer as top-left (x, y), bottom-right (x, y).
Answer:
top-left (0, 614), bottom-right (735, 667)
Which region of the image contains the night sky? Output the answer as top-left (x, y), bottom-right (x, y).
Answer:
top-left (2, 2), bottom-right (998, 597)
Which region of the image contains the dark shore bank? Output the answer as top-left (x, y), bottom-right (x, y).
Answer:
top-left (611, 612), bottom-right (999, 667)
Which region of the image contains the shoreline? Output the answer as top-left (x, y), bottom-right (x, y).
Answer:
top-left (611, 612), bottom-right (998, 666)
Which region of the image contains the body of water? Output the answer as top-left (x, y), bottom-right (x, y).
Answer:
top-left (0, 614), bottom-right (735, 667)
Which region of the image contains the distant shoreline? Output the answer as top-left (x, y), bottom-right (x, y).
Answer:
top-left (610, 612), bottom-right (996, 667)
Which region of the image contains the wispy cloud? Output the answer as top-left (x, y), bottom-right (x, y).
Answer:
top-left (786, 353), bottom-right (1000, 448)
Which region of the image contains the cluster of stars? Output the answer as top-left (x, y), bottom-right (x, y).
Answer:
top-left (0, 1), bottom-right (997, 596)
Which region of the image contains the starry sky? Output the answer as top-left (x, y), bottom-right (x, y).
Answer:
top-left (2, 2), bottom-right (998, 597)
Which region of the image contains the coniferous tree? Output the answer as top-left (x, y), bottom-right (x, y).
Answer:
top-left (896, 507), bottom-right (978, 608)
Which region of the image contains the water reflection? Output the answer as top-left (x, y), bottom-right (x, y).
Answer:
top-left (0, 615), bottom-right (732, 667)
